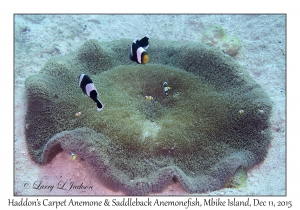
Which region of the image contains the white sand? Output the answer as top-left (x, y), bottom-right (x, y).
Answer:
top-left (14, 14), bottom-right (285, 195)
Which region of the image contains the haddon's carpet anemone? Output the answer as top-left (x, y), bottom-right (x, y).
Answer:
top-left (25, 39), bottom-right (272, 195)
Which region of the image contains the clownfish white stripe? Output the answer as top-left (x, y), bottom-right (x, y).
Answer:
top-left (136, 47), bottom-right (145, 64)
top-left (78, 73), bottom-right (85, 86)
top-left (85, 83), bottom-right (98, 97)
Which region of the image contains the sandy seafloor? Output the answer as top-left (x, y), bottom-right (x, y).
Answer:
top-left (14, 14), bottom-right (286, 196)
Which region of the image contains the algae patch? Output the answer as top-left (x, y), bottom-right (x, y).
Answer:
top-left (201, 25), bottom-right (241, 56)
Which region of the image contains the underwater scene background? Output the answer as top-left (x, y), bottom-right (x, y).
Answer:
top-left (14, 14), bottom-right (286, 195)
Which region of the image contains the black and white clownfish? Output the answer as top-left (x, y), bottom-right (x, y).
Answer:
top-left (78, 74), bottom-right (103, 111)
top-left (130, 36), bottom-right (149, 64)
top-left (163, 82), bottom-right (171, 97)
